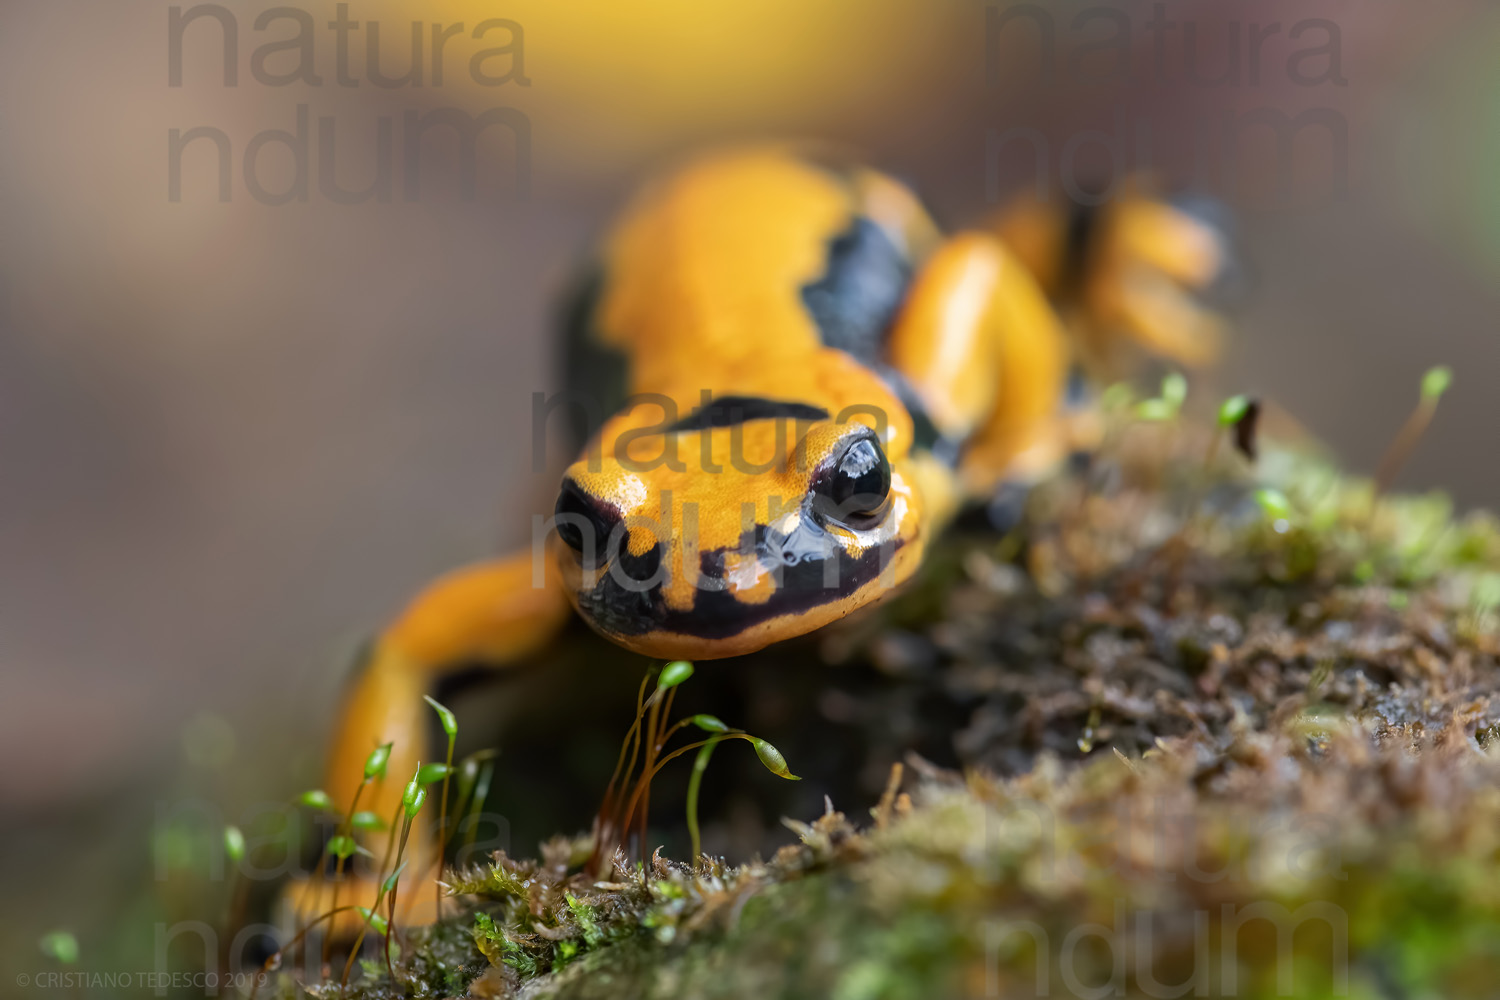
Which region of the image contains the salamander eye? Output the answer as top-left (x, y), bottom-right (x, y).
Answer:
top-left (814, 436), bottom-right (891, 524)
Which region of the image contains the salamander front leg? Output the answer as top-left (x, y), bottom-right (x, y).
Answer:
top-left (287, 553), bottom-right (572, 932)
top-left (885, 231), bottom-right (1073, 504)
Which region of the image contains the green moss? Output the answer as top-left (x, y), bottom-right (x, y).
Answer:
top-left (564, 895), bottom-right (604, 949)
top-left (281, 419), bottom-right (1500, 998)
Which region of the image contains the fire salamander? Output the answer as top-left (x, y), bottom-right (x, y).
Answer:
top-left (312, 145), bottom-right (1229, 919)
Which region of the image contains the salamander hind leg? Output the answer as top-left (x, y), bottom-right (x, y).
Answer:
top-left (991, 183), bottom-right (1235, 376)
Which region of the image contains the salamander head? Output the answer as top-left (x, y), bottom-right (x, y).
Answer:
top-left (548, 390), bottom-right (926, 659)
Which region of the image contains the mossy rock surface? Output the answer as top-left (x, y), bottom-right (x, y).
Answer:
top-left (288, 426), bottom-right (1500, 999)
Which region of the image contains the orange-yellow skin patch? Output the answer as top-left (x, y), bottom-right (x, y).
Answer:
top-left (598, 149), bottom-right (851, 388)
top-left (722, 549), bottom-right (778, 606)
top-left (597, 148), bottom-right (934, 397)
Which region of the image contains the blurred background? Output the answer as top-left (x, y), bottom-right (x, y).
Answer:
top-left (2, 0), bottom-right (1498, 984)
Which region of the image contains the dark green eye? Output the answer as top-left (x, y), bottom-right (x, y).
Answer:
top-left (816, 436), bottom-right (891, 523)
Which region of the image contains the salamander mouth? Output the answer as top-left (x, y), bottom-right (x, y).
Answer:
top-left (562, 517), bottom-right (909, 642)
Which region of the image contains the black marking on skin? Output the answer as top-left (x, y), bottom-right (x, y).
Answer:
top-left (801, 216), bottom-right (913, 367)
top-left (572, 541), bottom-right (661, 639)
top-left (554, 478), bottom-right (624, 571)
top-left (1060, 195), bottom-right (1104, 299)
top-left (572, 522), bottom-right (905, 641)
top-left (664, 396), bottom-right (830, 433)
top-left (875, 365), bottom-right (963, 468)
